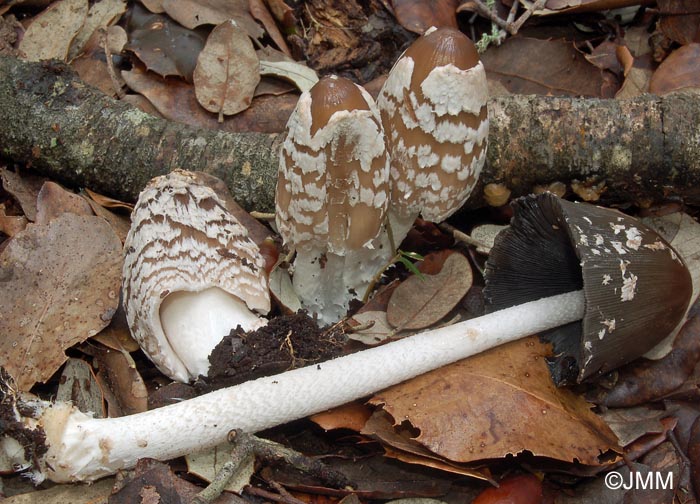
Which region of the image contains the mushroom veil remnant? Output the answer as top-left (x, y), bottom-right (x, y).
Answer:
top-left (378, 26), bottom-right (489, 244)
top-left (122, 170), bottom-right (270, 382)
top-left (276, 75), bottom-right (391, 324)
top-left (2, 195), bottom-right (691, 483)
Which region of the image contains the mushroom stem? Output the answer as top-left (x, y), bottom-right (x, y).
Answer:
top-left (3, 291), bottom-right (584, 483)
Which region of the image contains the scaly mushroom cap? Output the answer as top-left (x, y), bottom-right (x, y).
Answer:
top-left (123, 170), bottom-right (270, 382)
top-left (484, 193), bottom-right (692, 383)
top-left (276, 75), bottom-right (390, 255)
top-left (378, 27), bottom-right (489, 223)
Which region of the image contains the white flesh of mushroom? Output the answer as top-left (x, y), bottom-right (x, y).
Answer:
top-left (3, 291), bottom-right (584, 483)
top-left (123, 170), bottom-right (270, 382)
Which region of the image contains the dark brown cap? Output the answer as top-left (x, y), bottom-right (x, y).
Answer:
top-left (484, 193), bottom-right (692, 384)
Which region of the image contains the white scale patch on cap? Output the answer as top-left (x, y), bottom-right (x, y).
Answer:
top-left (276, 83), bottom-right (390, 255)
top-left (377, 53), bottom-right (488, 223)
top-left (625, 227), bottom-right (642, 250)
top-left (619, 259), bottom-right (638, 302)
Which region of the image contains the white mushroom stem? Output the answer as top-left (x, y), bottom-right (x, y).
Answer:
top-left (5, 291), bottom-right (584, 483)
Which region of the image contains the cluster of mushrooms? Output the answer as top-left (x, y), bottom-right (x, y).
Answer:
top-left (0, 27), bottom-right (693, 484)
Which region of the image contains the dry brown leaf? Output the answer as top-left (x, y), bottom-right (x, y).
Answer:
top-left (311, 401), bottom-right (374, 432)
top-left (649, 43), bottom-right (700, 95)
top-left (92, 304), bottom-right (140, 353)
top-left (71, 29), bottom-right (118, 97)
top-left (92, 344), bottom-right (148, 415)
top-left (362, 409), bottom-right (491, 479)
top-left (616, 66), bottom-right (652, 99)
top-left (370, 337), bottom-right (620, 465)
top-left (122, 63), bottom-right (296, 132)
top-left (82, 196), bottom-right (132, 243)
top-left (56, 358), bottom-right (105, 417)
top-left (0, 206), bottom-right (28, 237)
top-left (0, 214), bottom-right (122, 390)
top-left (387, 252), bottom-right (472, 330)
top-left (249, 0), bottom-right (290, 56)
top-left (67, 0), bottom-right (126, 61)
top-left (392, 0), bottom-right (459, 34)
top-left (1, 168), bottom-right (46, 221)
top-left (162, 0), bottom-right (263, 39)
top-left (194, 20), bottom-right (260, 117)
top-left (658, 0), bottom-right (700, 45)
top-left (35, 181), bottom-right (95, 225)
top-left (482, 37), bottom-right (609, 97)
top-left (19, 0), bottom-right (88, 62)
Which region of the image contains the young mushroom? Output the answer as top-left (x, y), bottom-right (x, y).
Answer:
top-left (276, 75), bottom-right (391, 324)
top-left (2, 194), bottom-right (690, 483)
top-left (122, 170), bottom-right (270, 382)
top-left (377, 26), bottom-right (489, 245)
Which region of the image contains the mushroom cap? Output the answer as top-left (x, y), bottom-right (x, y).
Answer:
top-left (483, 193), bottom-right (692, 384)
top-left (378, 27), bottom-right (489, 223)
top-left (276, 75), bottom-right (390, 256)
top-left (122, 170), bottom-right (270, 382)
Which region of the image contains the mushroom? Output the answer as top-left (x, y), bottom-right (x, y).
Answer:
top-left (276, 75), bottom-right (391, 324)
top-left (2, 195), bottom-right (690, 483)
top-left (377, 26), bottom-right (489, 245)
top-left (122, 170), bottom-right (270, 382)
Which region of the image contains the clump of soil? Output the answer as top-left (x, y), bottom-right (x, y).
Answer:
top-left (201, 311), bottom-right (347, 392)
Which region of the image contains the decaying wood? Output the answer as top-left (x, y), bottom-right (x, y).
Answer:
top-left (1, 55), bottom-right (699, 212)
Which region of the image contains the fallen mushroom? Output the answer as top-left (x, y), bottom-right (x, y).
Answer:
top-left (276, 75), bottom-right (391, 324)
top-left (377, 26), bottom-right (489, 245)
top-left (1, 195), bottom-right (690, 483)
top-left (122, 170), bottom-right (270, 382)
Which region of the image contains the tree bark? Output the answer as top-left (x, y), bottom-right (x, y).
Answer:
top-left (1, 55), bottom-right (699, 212)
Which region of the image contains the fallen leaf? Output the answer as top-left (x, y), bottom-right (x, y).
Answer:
top-left (186, 444), bottom-right (255, 492)
top-left (0, 206), bottom-right (28, 237)
top-left (84, 187), bottom-right (134, 211)
top-left (35, 181), bottom-right (95, 225)
top-left (311, 401), bottom-right (374, 432)
top-left (125, 3), bottom-right (208, 82)
top-left (162, 0), bottom-right (263, 39)
top-left (249, 0), bottom-right (291, 55)
top-left (56, 358), bottom-right (105, 417)
top-left (122, 62), bottom-right (296, 132)
top-left (1, 167), bottom-right (46, 221)
top-left (0, 214), bottom-right (122, 390)
top-left (482, 37), bottom-right (610, 97)
top-left (649, 43), bottom-right (700, 95)
top-left (616, 66), bottom-right (652, 99)
top-left (599, 406), bottom-right (670, 446)
top-left (0, 476), bottom-right (115, 503)
top-left (362, 409), bottom-right (491, 480)
top-left (259, 57), bottom-right (319, 93)
top-left (387, 252), bottom-right (472, 330)
top-left (194, 20), bottom-right (260, 117)
top-left (91, 344), bottom-right (149, 416)
top-left (472, 473), bottom-right (542, 504)
top-left (18, 0), bottom-right (88, 61)
top-left (83, 195), bottom-right (132, 243)
top-left (71, 29), bottom-right (120, 97)
top-left (658, 0), bottom-right (700, 45)
top-left (67, 0), bottom-right (126, 60)
top-left (589, 311), bottom-right (700, 408)
top-left (370, 337), bottom-right (620, 465)
top-left (392, 0), bottom-right (459, 33)
top-left (269, 266), bottom-right (302, 314)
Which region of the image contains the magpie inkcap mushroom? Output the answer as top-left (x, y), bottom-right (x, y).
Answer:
top-left (484, 193), bottom-right (692, 384)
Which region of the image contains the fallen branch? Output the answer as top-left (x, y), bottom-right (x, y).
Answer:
top-left (1, 55), bottom-right (700, 212)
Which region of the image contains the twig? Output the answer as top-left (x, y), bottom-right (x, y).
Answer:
top-left (245, 485), bottom-right (306, 504)
top-left (249, 211), bottom-right (275, 220)
top-left (510, 0), bottom-right (547, 33)
top-left (191, 430), bottom-right (253, 504)
top-left (438, 222), bottom-right (492, 252)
